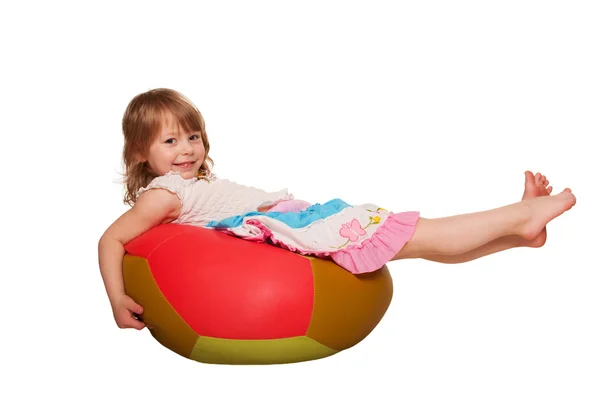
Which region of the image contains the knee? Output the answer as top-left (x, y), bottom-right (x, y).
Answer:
top-left (392, 238), bottom-right (422, 260)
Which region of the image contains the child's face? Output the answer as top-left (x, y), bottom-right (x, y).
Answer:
top-left (145, 112), bottom-right (206, 179)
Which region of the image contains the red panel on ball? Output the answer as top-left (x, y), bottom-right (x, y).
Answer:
top-left (125, 224), bottom-right (314, 340)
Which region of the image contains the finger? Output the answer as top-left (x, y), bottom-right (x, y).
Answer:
top-left (133, 320), bottom-right (146, 330)
top-left (125, 297), bottom-right (144, 314)
top-left (118, 320), bottom-right (145, 330)
top-left (127, 317), bottom-right (146, 330)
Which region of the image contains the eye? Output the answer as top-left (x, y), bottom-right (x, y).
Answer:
top-left (190, 134), bottom-right (201, 141)
top-left (165, 138), bottom-right (176, 144)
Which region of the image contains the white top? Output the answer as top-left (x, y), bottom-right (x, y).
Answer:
top-left (136, 171), bottom-right (293, 226)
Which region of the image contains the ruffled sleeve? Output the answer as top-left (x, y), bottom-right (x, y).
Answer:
top-left (136, 171), bottom-right (196, 204)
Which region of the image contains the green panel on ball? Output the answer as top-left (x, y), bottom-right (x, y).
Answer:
top-left (190, 336), bottom-right (337, 365)
top-left (123, 255), bottom-right (199, 359)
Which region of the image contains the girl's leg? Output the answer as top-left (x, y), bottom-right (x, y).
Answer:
top-left (420, 234), bottom-right (538, 264)
top-left (406, 171), bottom-right (561, 264)
top-left (392, 189), bottom-right (575, 261)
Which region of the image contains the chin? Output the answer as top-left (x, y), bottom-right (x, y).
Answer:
top-left (165, 168), bottom-right (194, 178)
top-left (180, 171), bottom-right (199, 179)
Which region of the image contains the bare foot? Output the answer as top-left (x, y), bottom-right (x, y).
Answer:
top-left (521, 171), bottom-right (552, 247)
top-left (520, 188), bottom-right (576, 241)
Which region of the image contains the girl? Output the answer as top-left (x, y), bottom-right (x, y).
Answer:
top-left (98, 88), bottom-right (577, 331)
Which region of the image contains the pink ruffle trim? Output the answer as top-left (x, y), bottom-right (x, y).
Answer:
top-left (331, 211), bottom-right (420, 273)
top-left (245, 211), bottom-right (420, 274)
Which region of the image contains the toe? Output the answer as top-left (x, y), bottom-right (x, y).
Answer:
top-left (548, 186), bottom-right (553, 194)
top-left (525, 171), bottom-right (535, 185)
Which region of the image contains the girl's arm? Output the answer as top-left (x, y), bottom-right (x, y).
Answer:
top-left (98, 188), bottom-right (181, 328)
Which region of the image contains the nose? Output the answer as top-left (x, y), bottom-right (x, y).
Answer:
top-left (180, 138), bottom-right (194, 155)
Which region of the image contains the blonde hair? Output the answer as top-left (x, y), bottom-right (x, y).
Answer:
top-left (121, 88), bottom-right (214, 206)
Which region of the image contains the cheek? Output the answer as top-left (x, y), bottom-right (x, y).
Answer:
top-left (152, 151), bottom-right (175, 166)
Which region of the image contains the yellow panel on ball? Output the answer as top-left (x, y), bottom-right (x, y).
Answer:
top-left (306, 256), bottom-right (393, 351)
top-left (190, 336), bottom-right (337, 365)
top-left (123, 255), bottom-right (199, 359)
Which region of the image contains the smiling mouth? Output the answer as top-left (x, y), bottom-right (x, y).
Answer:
top-left (175, 162), bottom-right (196, 168)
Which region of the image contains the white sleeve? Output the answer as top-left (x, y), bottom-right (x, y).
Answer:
top-left (136, 171), bottom-right (194, 204)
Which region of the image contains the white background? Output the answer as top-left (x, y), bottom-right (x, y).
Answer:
top-left (1, 1), bottom-right (598, 399)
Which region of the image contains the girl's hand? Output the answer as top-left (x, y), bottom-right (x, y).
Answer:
top-left (112, 294), bottom-right (146, 330)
